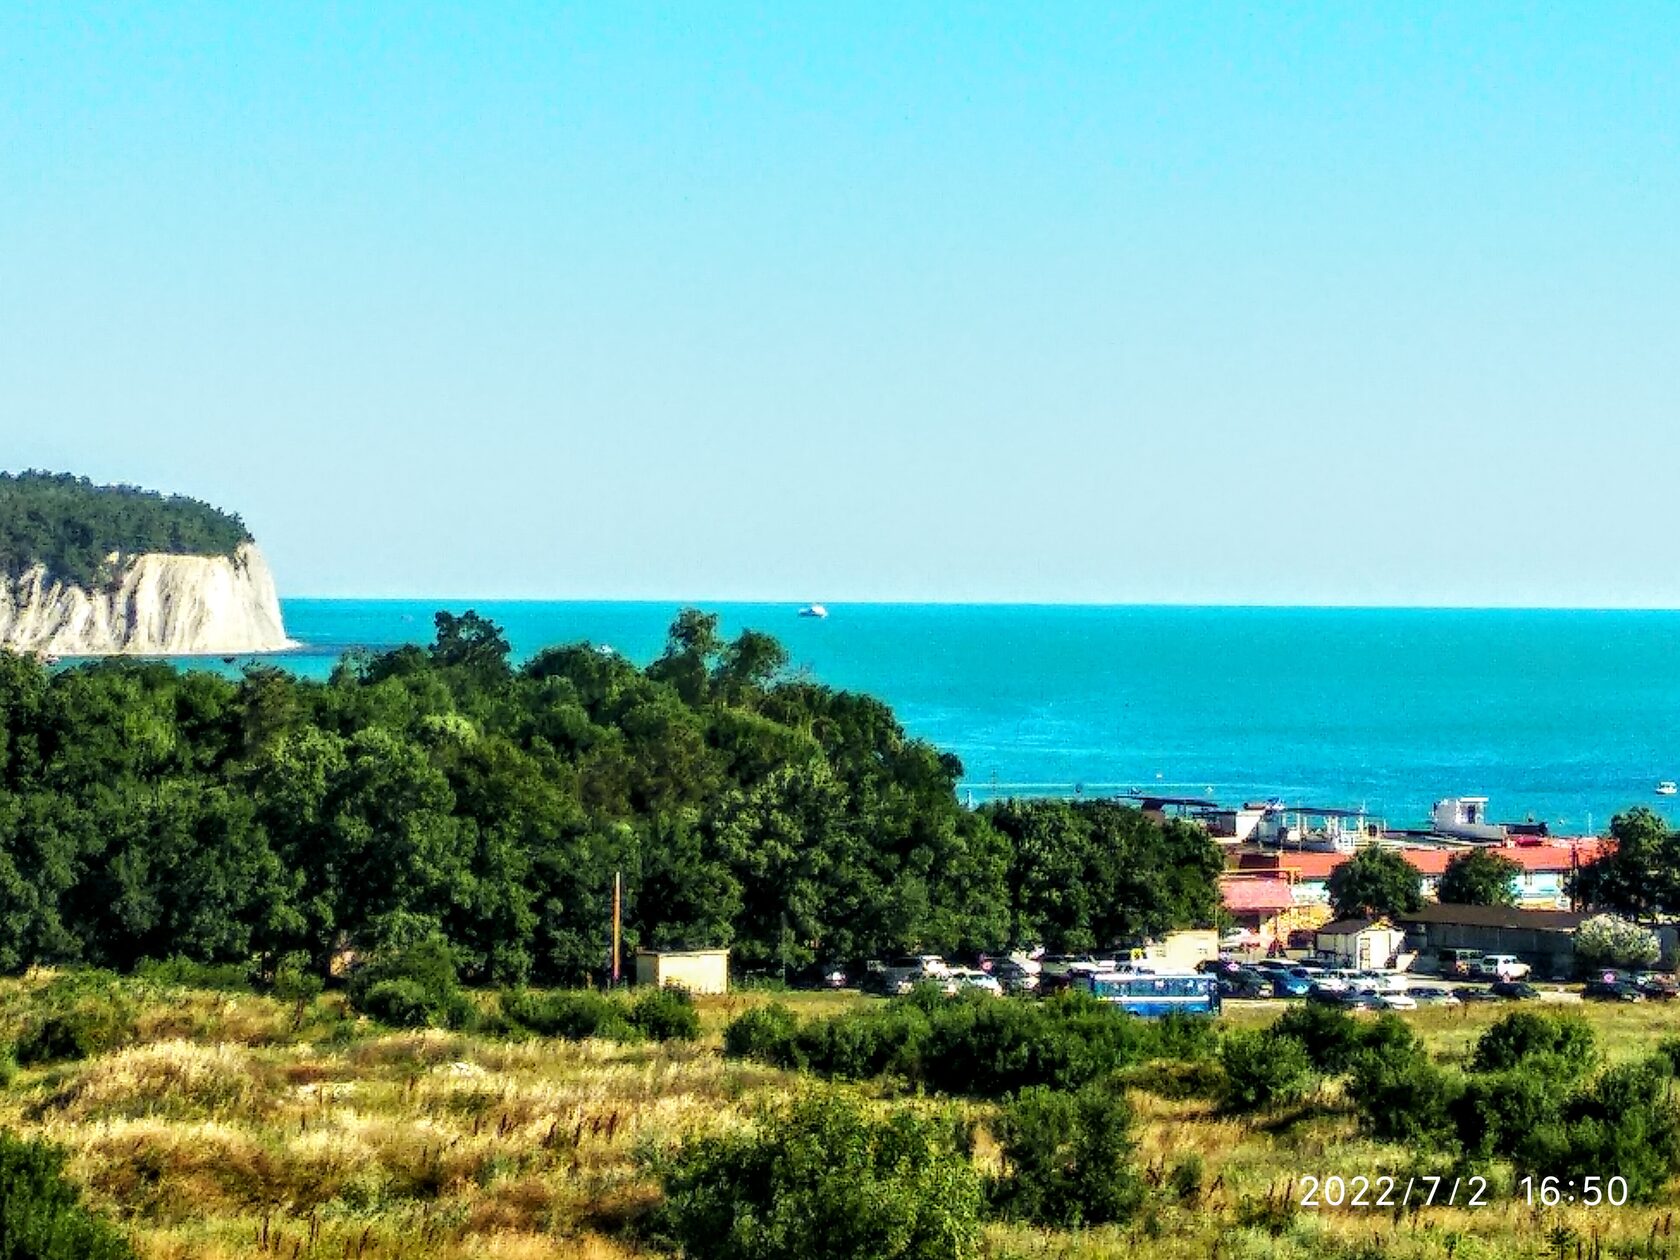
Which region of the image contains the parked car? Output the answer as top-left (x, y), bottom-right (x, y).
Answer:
top-left (1439, 948), bottom-right (1485, 978)
top-left (881, 954), bottom-right (950, 989)
top-left (1453, 986), bottom-right (1500, 1003)
top-left (1355, 970), bottom-right (1409, 994)
top-left (1630, 972), bottom-right (1679, 1000)
top-left (1197, 958), bottom-right (1245, 975)
top-left (1409, 986), bottom-right (1461, 1006)
top-left (1473, 954), bottom-right (1532, 981)
top-left (1037, 954), bottom-right (1114, 980)
top-left (1309, 986), bottom-right (1381, 1010)
top-left (1306, 969), bottom-right (1350, 993)
top-left (1217, 972), bottom-right (1269, 1000)
top-left (1269, 971), bottom-right (1313, 998)
top-left (797, 961), bottom-right (851, 990)
top-left (1371, 990), bottom-right (1417, 1011)
top-left (1489, 980), bottom-right (1540, 1000)
top-left (992, 960), bottom-right (1039, 994)
top-left (1583, 979), bottom-right (1645, 1002)
top-left (861, 967), bottom-right (914, 997)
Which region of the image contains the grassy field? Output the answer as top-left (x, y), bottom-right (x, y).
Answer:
top-left (3, 977), bottom-right (1680, 1259)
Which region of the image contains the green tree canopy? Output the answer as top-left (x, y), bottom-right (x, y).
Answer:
top-left (1327, 847), bottom-right (1423, 920)
top-left (0, 471), bottom-right (250, 587)
top-left (0, 609), bottom-right (1234, 986)
top-left (1437, 848), bottom-right (1520, 906)
top-left (1570, 807), bottom-right (1680, 918)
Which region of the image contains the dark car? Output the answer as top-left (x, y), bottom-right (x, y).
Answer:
top-left (1633, 973), bottom-right (1680, 1001)
top-left (1269, 972), bottom-right (1313, 998)
top-left (1309, 986), bottom-right (1380, 1010)
top-left (1218, 973), bottom-right (1269, 1000)
top-left (1583, 979), bottom-right (1645, 1002)
top-left (1197, 958), bottom-right (1245, 976)
top-left (1452, 986), bottom-right (1500, 1003)
top-left (798, 961), bottom-right (851, 990)
top-left (1489, 981), bottom-right (1540, 1000)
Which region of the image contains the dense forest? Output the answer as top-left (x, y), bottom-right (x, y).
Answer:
top-left (0, 471), bottom-right (252, 586)
top-left (0, 609), bottom-right (1222, 984)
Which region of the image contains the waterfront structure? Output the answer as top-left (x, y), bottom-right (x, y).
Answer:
top-left (1221, 837), bottom-right (1609, 947)
top-left (1315, 916), bottom-right (1408, 969)
top-left (1431, 796), bottom-right (1508, 842)
top-left (1396, 904), bottom-right (1586, 980)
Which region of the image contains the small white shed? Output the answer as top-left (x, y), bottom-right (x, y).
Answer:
top-left (1315, 917), bottom-right (1407, 969)
top-left (635, 948), bottom-right (730, 995)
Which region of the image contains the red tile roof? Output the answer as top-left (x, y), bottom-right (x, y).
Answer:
top-left (1230, 840), bottom-right (1612, 882)
top-left (1222, 878), bottom-right (1296, 913)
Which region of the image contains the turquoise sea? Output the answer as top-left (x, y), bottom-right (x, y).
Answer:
top-left (193, 601), bottom-right (1680, 834)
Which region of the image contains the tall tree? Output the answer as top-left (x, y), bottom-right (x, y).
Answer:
top-left (1437, 848), bottom-right (1520, 906)
top-left (1327, 847), bottom-right (1423, 920)
top-left (1571, 807), bottom-right (1680, 918)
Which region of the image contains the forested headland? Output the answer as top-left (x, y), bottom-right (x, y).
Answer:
top-left (0, 608), bottom-right (1223, 985)
top-left (0, 471), bottom-right (252, 587)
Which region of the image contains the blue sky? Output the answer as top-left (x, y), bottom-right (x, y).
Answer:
top-left (2, 4), bottom-right (1676, 604)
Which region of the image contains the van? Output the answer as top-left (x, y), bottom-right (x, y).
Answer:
top-left (1474, 954), bottom-right (1531, 981)
top-left (1439, 948), bottom-right (1484, 978)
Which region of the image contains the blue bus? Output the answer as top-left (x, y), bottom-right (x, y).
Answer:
top-left (1073, 969), bottom-right (1221, 1018)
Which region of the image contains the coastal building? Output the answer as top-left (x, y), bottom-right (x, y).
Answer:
top-left (1254, 804), bottom-right (1374, 854)
top-left (1140, 929), bottom-right (1219, 971)
top-left (634, 948), bottom-right (730, 995)
top-left (1236, 840), bottom-right (1599, 927)
top-left (1220, 876), bottom-right (1298, 942)
top-left (1315, 917), bottom-right (1409, 969)
top-left (1430, 797), bottom-right (1507, 842)
top-left (1396, 904), bottom-right (1586, 980)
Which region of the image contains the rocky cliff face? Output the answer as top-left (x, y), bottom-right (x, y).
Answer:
top-left (0, 543), bottom-right (293, 656)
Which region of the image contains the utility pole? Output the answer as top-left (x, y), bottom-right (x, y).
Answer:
top-left (611, 870), bottom-right (622, 987)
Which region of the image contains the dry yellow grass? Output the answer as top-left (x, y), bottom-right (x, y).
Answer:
top-left (1, 979), bottom-right (1677, 1258)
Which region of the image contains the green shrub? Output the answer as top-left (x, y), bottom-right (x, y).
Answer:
top-left (1453, 1070), bottom-right (1562, 1160)
top-left (723, 1003), bottom-right (802, 1066)
top-left (502, 989), bottom-right (637, 1042)
top-left (1472, 1011), bottom-right (1596, 1080)
top-left (647, 1090), bottom-right (982, 1260)
top-left (132, 957), bottom-right (253, 992)
top-left (1220, 1029), bottom-right (1312, 1112)
top-left (346, 938), bottom-right (473, 1030)
top-left (1349, 1043), bottom-right (1460, 1147)
top-left (14, 975), bottom-right (137, 1067)
top-left (629, 986), bottom-right (700, 1042)
top-left (1514, 1056), bottom-right (1680, 1201)
top-left (1120, 1057), bottom-right (1225, 1100)
top-left (726, 991), bottom-right (1215, 1099)
top-left (991, 1082), bottom-right (1143, 1227)
top-left (1168, 1153), bottom-right (1205, 1204)
top-left (1271, 1004), bottom-right (1366, 1074)
top-left (0, 1130), bottom-right (135, 1259)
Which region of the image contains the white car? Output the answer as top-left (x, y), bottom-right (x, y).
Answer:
top-left (1357, 970), bottom-right (1409, 994)
top-left (1311, 969), bottom-right (1357, 993)
top-left (1373, 991), bottom-right (1417, 1011)
top-left (1408, 986), bottom-right (1461, 1007)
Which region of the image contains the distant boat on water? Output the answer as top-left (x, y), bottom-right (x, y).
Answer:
top-left (1658, 781), bottom-right (1677, 797)
top-left (798, 604), bottom-right (829, 619)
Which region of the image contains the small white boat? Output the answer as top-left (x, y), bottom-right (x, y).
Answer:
top-left (1658, 781), bottom-right (1677, 797)
top-left (797, 604), bottom-right (828, 619)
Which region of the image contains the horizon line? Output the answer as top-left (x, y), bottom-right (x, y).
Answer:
top-left (277, 594), bottom-right (1680, 614)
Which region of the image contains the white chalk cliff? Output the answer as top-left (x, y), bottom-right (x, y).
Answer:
top-left (0, 542), bottom-right (294, 656)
